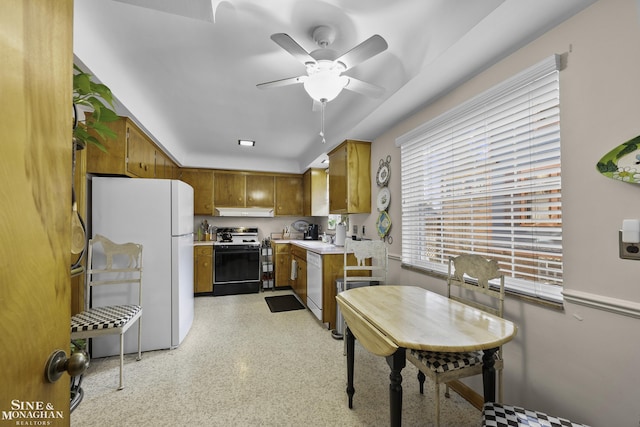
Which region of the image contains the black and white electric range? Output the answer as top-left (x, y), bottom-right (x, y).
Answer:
top-left (213, 227), bottom-right (261, 296)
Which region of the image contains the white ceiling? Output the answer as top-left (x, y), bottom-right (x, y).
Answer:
top-left (74, 0), bottom-right (596, 174)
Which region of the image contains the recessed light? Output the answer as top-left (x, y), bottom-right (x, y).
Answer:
top-left (238, 139), bottom-right (255, 147)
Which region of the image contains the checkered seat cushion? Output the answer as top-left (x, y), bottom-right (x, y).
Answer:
top-left (482, 402), bottom-right (590, 427)
top-left (71, 305), bottom-right (142, 332)
top-left (409, 349), bottom-right (489, 373)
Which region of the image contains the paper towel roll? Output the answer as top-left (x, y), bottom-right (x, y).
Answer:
top-left (335, 224), bottom-right (346, 246)
top-left (290, 259), bottom-right (297, 280)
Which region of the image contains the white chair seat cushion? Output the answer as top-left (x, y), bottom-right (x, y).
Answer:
top-left (482, 402), bottom-right (590, 427)
top-left (71, 305), bottom-right (141, 333)
top-left (409, 349), bottom-right (483, 373)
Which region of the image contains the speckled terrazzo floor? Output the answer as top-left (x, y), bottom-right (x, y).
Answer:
top-left (71, 290), bottom-right (481, 427)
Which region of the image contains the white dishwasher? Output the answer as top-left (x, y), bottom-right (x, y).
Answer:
top-left (306, 251), bottom-right (323, 321)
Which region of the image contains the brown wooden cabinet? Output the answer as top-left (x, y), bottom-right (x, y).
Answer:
top-left (303, 168), bottom-right (328, 216)
top-left (328, 139), bottom-right (371, 214)
top-left (275, 175), bottom-right (303, 216)
top-left (194, 245), bottom-right (213, 294)
top-left (246, 174), bottom-right (275, 207)
top-left (85, 115), bottom-right (177, 179)
top-left (179, 168), bottom-right (214, 215)
top-left (291, 245), bottom-right (307, 305)
top-left (214, 172), bottom-right (245, 207)
top-left (273, 242), bottom-right (291, 288)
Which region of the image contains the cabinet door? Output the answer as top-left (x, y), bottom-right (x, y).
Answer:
top-left (180, 168), bottom-right (214, 215)
top-left (85, 115), bottom-right (128, 175)
top-left (274, 247), bottom-right (290, 288)
top-left (275, 176), bottom-right (303, 216)
top-left (246, 174), bottom-right (275, 207)
top-left (214, 172), bottom-right (245, 207)
top-left (126, 124), bottom-right (155, 178)
top-left (194, 246), bottom-right (213, 294)
top-left (328, 145), bottom-right (348, 212)
top-left (304, 168), bottom-right (328, 216)
top-left (297, 258), bottom-right (307, 305)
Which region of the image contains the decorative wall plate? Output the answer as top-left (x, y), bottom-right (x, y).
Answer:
top-left (376, 210), bottom-right (391, 238)
top-left (596, 135), bottom-right (640, 184)
top-left (377, 187), bottom-right (390, 211)
top-left (376, 155), bottom-right (391, 187)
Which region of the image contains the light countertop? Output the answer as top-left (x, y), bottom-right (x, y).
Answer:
top-left (193, 241), bottom-right (215, 246)
top-left (274, 239), bottom-right (347, 255)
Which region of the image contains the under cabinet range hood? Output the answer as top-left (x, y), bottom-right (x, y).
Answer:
top-left (214, 207), bottom-right (274, 218)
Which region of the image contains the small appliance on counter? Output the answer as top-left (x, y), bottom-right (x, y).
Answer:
top-left (304, 224), bottom-right (319, 240)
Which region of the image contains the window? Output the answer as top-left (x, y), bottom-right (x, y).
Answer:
top-left (397, 55), bottom-right (563, 303)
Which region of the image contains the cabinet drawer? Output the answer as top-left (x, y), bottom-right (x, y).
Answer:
top-left (273, 243), bottom-right (290, 254)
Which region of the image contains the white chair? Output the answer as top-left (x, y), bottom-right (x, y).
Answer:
top-left (343, 239), bottom-right (388, 286)
top-left (336, 239), bottom-right (387, 345)
top-left (71, 234), bottom-right (143, 390)
top-left (406, 254), bottom-right (505, 427)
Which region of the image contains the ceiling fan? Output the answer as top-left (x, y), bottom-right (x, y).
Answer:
top-left (257, 26), bottom-right (388, 106)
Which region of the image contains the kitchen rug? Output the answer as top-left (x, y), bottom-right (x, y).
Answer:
top-left (265, 295), bottom-right (305, 313)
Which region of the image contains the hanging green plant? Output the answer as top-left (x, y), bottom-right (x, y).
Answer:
top-left (72, 64), bottom-right (118, 151)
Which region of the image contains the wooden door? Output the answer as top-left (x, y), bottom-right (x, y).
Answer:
top-left (214, 172), bottom-right (245, 207)
top-left (246, 174), bottom-right (274, 207)
top-left (180, 169), bottom-right (214, 214)
top-left (275, 176), bottom-right (303, 216)
top-left (1, 0), bottom-right (73, 423)
top-left (328, 144), bottom-right (348, 212)
top-left (194, 246), bottom-right (213, 293)
top-left (126, 122), bottom-right (155, 178)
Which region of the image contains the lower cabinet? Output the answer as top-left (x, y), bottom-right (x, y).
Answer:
top-left (273, 242), bottom-right (291, 288)
top-left (194, 245), bottom-right (213, 294)
top-left (291, 246), bottom-right (307, 305)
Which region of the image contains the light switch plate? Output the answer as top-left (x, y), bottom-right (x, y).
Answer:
top-left (619, 230), bottom-right (640, 260)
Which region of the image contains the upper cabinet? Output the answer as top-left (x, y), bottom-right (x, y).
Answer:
top-left (328, 139), bottom-right (371, 214)
top-left (246, 174), bottom-right (275, 208)
top-left (179, 168), bottom-right (214, 215)
top-left (275, 175), bottom-right (303, 216)
top-left (213, 171), bottom-right (275, 208)
top-left (214, 172), bottom-right (246, 207)
top-left (303, 168), bottom-right (328, 216)
top-left (85, 115), bottom-right (177, 179)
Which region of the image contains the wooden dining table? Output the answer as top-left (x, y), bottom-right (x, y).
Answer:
top-left (336, 285), bottom-right (518, 427)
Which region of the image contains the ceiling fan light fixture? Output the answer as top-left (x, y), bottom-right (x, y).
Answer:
top-left (303, 72), bottom-right (348, 102)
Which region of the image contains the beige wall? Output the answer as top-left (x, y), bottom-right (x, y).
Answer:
top-left (365, 0), bottom-right (640, 425)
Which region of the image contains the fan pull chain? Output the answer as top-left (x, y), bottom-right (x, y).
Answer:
top-left (320, 100), bottom-right (326, 143)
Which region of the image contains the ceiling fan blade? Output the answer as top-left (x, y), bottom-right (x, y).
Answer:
top-left (335, 35), bottom-right (388, 70)
top-left (256, 76), bottom-right (305, 89)
top-left (344, 77), bottom-right (385, 98)
top-left (312, 99), bottom-right (323, 112)
top-left (271, 33), bottom-right (316, 65)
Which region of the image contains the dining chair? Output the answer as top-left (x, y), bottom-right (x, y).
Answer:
top-left (482, 402), bottom-right (590, 427)
top-left (70, 234), bottom-right (143, 390)
top-left (343, 239), bottom-right (387, 287)
top-left (334, 239), bottom-right (388, 344)
top-left (406, 254), bottom-right (505, 427)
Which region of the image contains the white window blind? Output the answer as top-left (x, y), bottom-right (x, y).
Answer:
top-left (396, 55), bottom-right (563, 303)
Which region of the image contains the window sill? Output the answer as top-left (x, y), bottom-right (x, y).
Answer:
top-left (400, 262), bottom-right (564, 311)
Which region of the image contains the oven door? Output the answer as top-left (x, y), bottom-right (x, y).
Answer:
top-left (214, 246), bottom-right (260, 284)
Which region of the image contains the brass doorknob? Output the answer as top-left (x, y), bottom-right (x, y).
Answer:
top-left (45, 349), bottom-right (89, 383)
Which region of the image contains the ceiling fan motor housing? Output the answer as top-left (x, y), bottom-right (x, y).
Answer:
top-left (311, 25), bottom-right (335, 48)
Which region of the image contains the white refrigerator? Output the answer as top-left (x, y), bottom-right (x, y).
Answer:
top-left (90, 177), bottom-right (195, 357)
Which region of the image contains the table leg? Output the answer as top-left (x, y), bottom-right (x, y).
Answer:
top-left (482, 347), bottom-right (498, 402)
top-left (346, 326), bottom-right (355, 409)
top-left (386, 348), bottom-right (406, 427)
